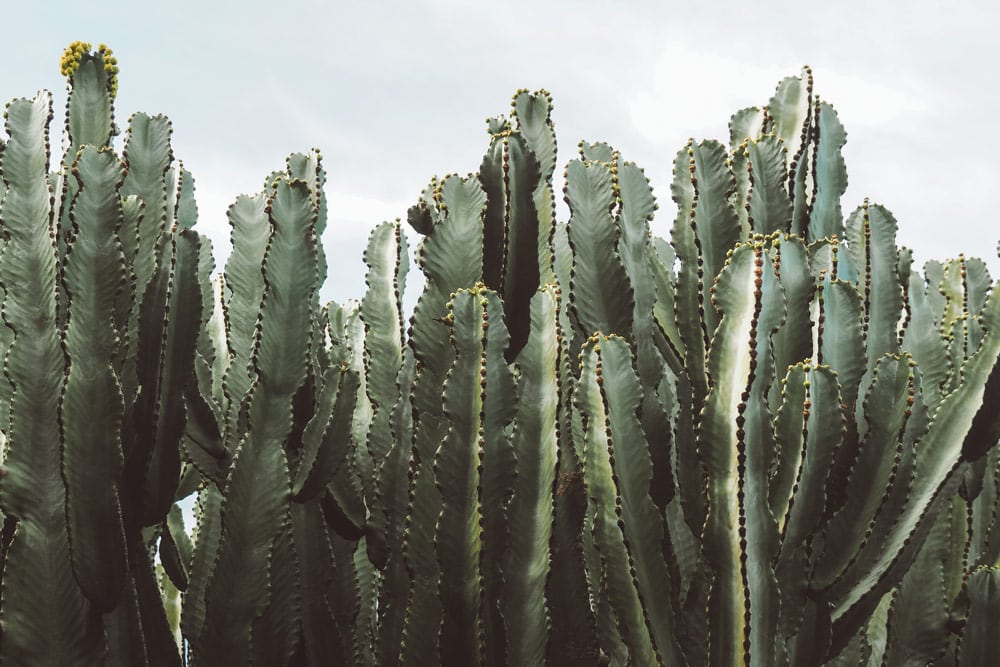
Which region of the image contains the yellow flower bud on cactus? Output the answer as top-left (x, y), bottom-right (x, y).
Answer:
top-left (60, 40), bottom-right (91, 77)
top-left (60, 41), bottom-right (119, 98)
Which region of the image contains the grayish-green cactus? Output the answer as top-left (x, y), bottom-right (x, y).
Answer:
top-left (0, 43), bottom-right (207, 666)
top-left (3, 46), bottom-right (1000, 667)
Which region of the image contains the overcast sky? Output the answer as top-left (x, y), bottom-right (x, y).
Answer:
top-left (5, 0), bottom-right (998, 306)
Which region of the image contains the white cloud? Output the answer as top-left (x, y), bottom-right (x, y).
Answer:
top-left (326, 191), bottom-right (408, 231)
top-left (813, 70), bottom-right (929, 128)
top-left (629, 41), bottom-right (929, 148)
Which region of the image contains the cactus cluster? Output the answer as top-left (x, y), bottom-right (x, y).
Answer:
top-left (0, 47), bottom-right (997, 666)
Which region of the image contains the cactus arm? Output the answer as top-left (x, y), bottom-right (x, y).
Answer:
top-left (807, 102), bottom-right (848, 241)
top-left (649, 237), bottom-right (685, 369)
top-left (480, 310), bottom-right (518, 665)
top-left (545, 287), bottom-right (602, 661)
top-left (54, 47), bottom-right (117, 278)
top-left (159, 503), bottom-right (193, 592)
top-left (551, 220), bottom-right (584, 356)
top-left (815, 355), bottom-right (918, 586)
top-left (479, 129), bottom-right (542, 359)
top-left (615, 160), bottom-right (675, 501)
top-left (408, 174), bottom-right (486, 382)
top-left (374, 348), bottom-right (416, 664)
top-left (343, 295), bottom-right (374, 518)
top-left (433, 287), bottom-right (500, 664)
top-left (182, 391), bottom-right (226, 485)
top-left (285, 150), bottom-right (330, 380)
top-left (938, 258), bottom-right (965, 348)
top-left (564, 157), bottom-right (633, 338)
top-left (334, 308), bottom-right (377, 660)
top-left (746, 136), bottom-right (793, 235)
top-left (827, 284), bottom-right (1000, 644)
top-left (121, 113), bottom-right (172, 311)
top-left (179, 483), bottom-right (222, 649)
top-left (777, 364), bottom-right (843, 551)
top-left (814, 276), bottom-right (867, 518)
top-left (513, 91), bottom-right (556, 181)
top-left (290, 500), bottom-right (349, 664)
top-left (766, 236), bottom-right (815, 417)
top-left (769, 364), bottom-right (843, 664)
top-left (114, 194), bottom-right (143, 334)
top-left (690, 141), bottom-right (741, 336)
top-left (286, 149), bottom-right (327, 237)
top-left (57, 47), bottom-right (116, 209)
top-left (883, 506), bottom-right (950, 665)
top-left (59, 145), bottom-right (129, 612)
top-left (658, 162), bottom-right (715, 535)
top-left (670, 139), bottom-right (739, 367)
top-left (766, 70), bottom-right (814, 236)
top-left (966, 258), bottom-right (991, 347)
top-left (968, 446), bottom-right (1000, 566)
top-left (291, 365), bottom-right (359, 507)
top-left (669, 144), bottom-right (708, 401)
top-left (251, 517), bottom-right (301, 666)
top-left (818, 275), bottom-right (866, 396)
top-left (132, 230), bottom-right (203, 526)
top-left (219, 192), bottom-right (270, 478)
top-left (501, 286), bottom-right (560, 666)
top-left (401, 174), bottom-right (486, 665)
top-left (321, 531), bottom-right (362, 663)
top-left (184, 237), bottom-right (226, 481)
top-left (901, 270), bottom-right (950, 410)
top-left (604, 335), bottom-right (686, 664)
top-left (577, 140), bottom-right (614, 162)
top-left (846, 202), bottom-right (903, 371)
top-left (770, 363), bottom-right (808, 529)
top-left (169, 165), bottom-right (197, 230)
top-left (767, 70), bottom-right (813, 171)
top-left (729, 107), bottom-right (766, 148)
top-left (958, 567), bottom-right (1000, 665)
top-left (576, 335), bottom-right (659, 665)
top-left (0, 150), bottom-right (9, 434)
top-left (0, 92), bottom-right (104, 664)
top-left (361, 221), bottom-right (407, 564)
top-left (201, 274), bottom-right (229, 402)
top-left (404, 178), bottom-right (436, 236)
top-left (512, 90), bottom-right (557, 285)
top-left (698, 243), bottom-right (759, 666)
top-left (157, 564), bottom-right (183, 653)
top-left (130, 538), bottom-right (184, 665)
top-left (63, 46), bottom-right (116, 152)
top-left (104, 576), bottom-right (148, 664)
top-left (285, 151), bottom-right (326, 240)
top-left (199, 179), bottom-right (317, 664)
top-left (962, 357), bottom-right (1000, 463)
top-left (742, 241), bottom-right (787, 667)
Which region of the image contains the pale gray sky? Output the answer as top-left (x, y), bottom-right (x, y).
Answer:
top-left (5, 0), bottom-right (998, 304)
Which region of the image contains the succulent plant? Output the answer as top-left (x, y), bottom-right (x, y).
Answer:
top-left (1, 47), bottom-right (998, 667)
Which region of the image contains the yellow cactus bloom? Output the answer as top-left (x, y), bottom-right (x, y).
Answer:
top-left (60, 41), bottom-right (119, 98)
top-left (59, 41), bottom-right (91, 77)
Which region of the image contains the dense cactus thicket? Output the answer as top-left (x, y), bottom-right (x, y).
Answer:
top-left (0, 42), bottom-right (997, 666)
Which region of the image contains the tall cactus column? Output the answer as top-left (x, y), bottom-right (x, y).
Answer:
top-left (0, 90), bottom-right (106, 666)
top-left (197, 178), bottom-right (319, 665)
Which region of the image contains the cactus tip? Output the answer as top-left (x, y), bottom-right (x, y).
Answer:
top-left (60, 41), bottom-right (119, 97)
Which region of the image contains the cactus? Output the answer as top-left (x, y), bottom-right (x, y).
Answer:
top-left (2, 46), bottom-right (1000, 667)
top-left (0, 44), bottom-right (207, 665)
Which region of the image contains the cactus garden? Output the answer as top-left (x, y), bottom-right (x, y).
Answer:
top-left (0, 42), bottom-right (997, 666)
